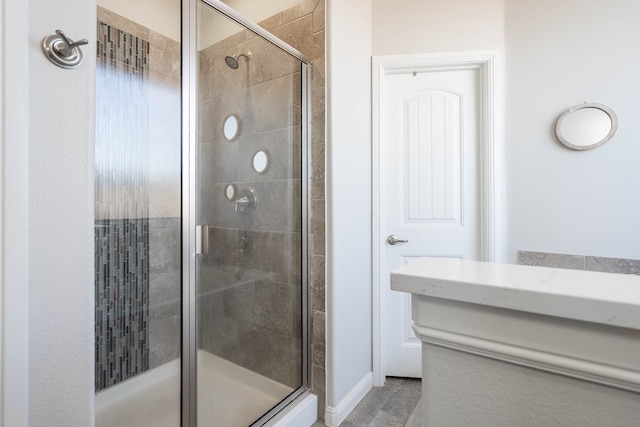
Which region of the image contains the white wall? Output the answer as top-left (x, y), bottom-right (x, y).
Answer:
top-left (326, 0), bottom-right (373, 413)
top-left (372, 0), bottom-right (504, 55)
top-left (199, 0), bottom-right (302, 49)
top-left (27, 0), bottom-right (96, 425)
top-left (372, 0), bottom-right (640, 262)
top-left (504, 0), bottom-right (640, 262)
top-left (99, 0), bottom-right (180, 40)
top-left (2, 0), bottom-right (29, 425)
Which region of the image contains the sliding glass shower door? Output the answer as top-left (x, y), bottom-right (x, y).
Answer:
top-left (194, 2), bottom-right (308, 425)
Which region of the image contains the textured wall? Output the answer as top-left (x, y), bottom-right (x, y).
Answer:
top-left (27, 0), bottom-right (96, 423)
top-left (423, 344), bottom-right (640, 426)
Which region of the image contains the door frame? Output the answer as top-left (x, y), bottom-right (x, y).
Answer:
top-left (371, 51), bottom-right (503, 386)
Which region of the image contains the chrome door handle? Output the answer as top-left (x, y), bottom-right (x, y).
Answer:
top-left (387, 235), bottom-right (408, 245)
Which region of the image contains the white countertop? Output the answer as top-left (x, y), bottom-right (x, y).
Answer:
top-left (391, 257), bottom-right (640, 330)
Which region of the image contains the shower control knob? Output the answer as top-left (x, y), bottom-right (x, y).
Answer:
top-left (387, 235), bottom-right (408, 245)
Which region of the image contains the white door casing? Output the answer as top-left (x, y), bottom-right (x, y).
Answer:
top-left (372, 52), bottom-right (502, 385)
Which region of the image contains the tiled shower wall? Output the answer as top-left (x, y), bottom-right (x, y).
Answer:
top-left (261, 0), bottom-right (326, 415)
top-left (95, 7), bottom-right (181, 392)
top-left (518, 250), bottom-right (640, 275)
top-left (264, 1), bottom-right (326, 415)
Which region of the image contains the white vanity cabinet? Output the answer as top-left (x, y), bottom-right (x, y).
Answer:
top-left (391, 257), bottom-right (640, 427)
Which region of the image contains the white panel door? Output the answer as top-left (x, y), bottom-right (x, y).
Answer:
top-left (383, 69), bottom-right (480, 377)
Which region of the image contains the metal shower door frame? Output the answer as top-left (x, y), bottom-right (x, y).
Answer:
top-left (181, 0), bottom-right (312, 425)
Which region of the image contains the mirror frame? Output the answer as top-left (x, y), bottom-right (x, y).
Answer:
top-left (223, 114), bottom-right (241, 141)
top-left (555, 102), bottom-right (618, 151)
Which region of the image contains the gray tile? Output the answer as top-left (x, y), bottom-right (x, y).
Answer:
top-left (312, 309), bottom-right (325, 345)
top-left (248, 180), bottom-right (302, 232)
top-left (380, 378), bottom-right (421, 421)
top-left (259, 11), bottom-right (284, 30)
top-left (223, 281), bottom-right (257, 324)
top-left (220, 326), bottom-right (302, 388)
top-left (198, 312), bottom-right (238, 354)
top-left (404, 401), bottom-right (421, 427)
top-left (312, 342), bottom-right (325, 368)
top-left (149, 271), bottom-right (181, 305)
top-left (586, 256), bottom-right (640, 275)
top-left (149, 298), bottom-right (180, 323)
top-left (203, 227), bottom-right (239, 267)
top-left (255, 280), bottom-right (296, 336)
top-left (340, 389), bottom-right (393, 426)
top-left (271, 14), bottom-right (316, 59)
top-left (312, 0), bottom-right (325, 34)
top-left (368, 411), bottom-right (404, 427)
top-left (311, 142), bottom-right (326, 200)
top-left (313, 365), bottom-right (326, 420)
top-left (149, 314), bottom-right (181, 368)
top-left (243, 230), bottom-right (286, 278)
top-left (311, 199), bottom-right (325, 256)
top-left (283, 232), bottom-right (303, 285)
top-left (149, 226), bottom-right (181, 274)
top-left (310, 255), bottom-right (326, 311)
top-left (280, 0), bottom-right (318, 24)
top-left (339, 377), bottom-right (421, 427)
top-left (198, 183), bottom-right (225, 227)
top-left (237, 127), bottom-right (301, 181)
top-left (517, 250), bottom-right (585, 270)
top-left (148, 217), bottom-right (180, 228)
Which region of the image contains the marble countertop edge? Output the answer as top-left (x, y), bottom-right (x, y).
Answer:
top-left (391, 257), bottom-right (640, 330)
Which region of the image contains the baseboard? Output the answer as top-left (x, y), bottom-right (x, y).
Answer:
top-left (272, 393), bottom-right (318, 427)
top-left (324, 372), bottom-right (373, 427)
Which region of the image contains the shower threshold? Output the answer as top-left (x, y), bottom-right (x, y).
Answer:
top-left (96, 350), bottom-right (293, 427)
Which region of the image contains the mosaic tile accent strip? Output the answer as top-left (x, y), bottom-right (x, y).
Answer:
top-left (97, 21), bottom-right (149, 74)
top-left (95, 219), bottom-right (150, 391)
top-left (95, 21), bottom-right (151, 392)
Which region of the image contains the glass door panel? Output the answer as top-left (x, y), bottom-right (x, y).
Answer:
top-left (196, 2), bottom-right (305, 425)
top-left (94, 2), bottom-right (182, 426)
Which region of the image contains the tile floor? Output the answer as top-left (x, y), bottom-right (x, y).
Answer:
top-left (312, 377), bottom-right (421, 427)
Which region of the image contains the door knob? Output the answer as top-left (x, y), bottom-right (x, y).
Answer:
top-left (387, 235), bottom-right (408, 245)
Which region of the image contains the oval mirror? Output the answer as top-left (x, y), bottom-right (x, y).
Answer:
top-left (252, 150), bottom-right (270, 174)
top-left (224, 183), bottom-right (237, 201)
top-left (223, 114), bottom-right (240, 141)
top-left (555, 103), bottom-right (617, 150)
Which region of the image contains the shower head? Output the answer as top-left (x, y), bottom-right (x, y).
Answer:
top-left (224, 52), bottom-right (251, 70)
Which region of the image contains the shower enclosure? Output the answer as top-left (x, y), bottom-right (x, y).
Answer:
top-left (94, 0), bottom-right (310, 425)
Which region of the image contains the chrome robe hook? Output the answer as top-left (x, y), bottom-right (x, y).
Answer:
top-left (42, 30), bottom-right (88, 69)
